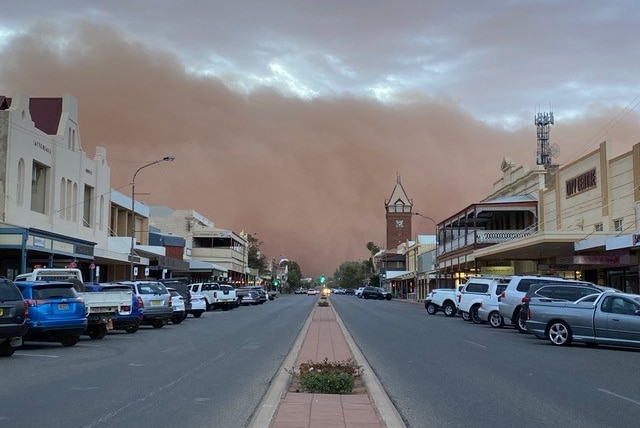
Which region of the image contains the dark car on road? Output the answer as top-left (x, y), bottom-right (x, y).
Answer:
top-left (362, 286), bottom-right (392, 300)
top-left (0, 277), bottom-right (30, 357)
top-left (93, 283), bottom-right (144, 334)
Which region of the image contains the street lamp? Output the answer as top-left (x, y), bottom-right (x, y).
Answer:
top-left (129, 156), bottom-right (175, 280)
top-left (414, 212), bottom-right (439, 288)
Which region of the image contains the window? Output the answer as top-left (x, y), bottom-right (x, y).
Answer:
top-left (594, 223), bottom-right (603, 232)
top-left (614, 219), bottom-right (623, 232)
top-left (83, 184), bottom-right (94, 227)
top-left (465, 282), bottom-right (489, 293)
top-left (30, 161), bottom-right (48, 214)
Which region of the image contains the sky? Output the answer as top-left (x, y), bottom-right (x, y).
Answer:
top-left (1, 1), bottom-right (640, 278)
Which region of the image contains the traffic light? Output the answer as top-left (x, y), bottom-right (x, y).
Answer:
top-left (319, 274), bottom-right (325, 284)
top-left (273, 279), bottom-right (280, 287)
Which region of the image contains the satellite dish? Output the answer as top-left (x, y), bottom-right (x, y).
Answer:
top-left (550, 143), bottom-right (560, 158)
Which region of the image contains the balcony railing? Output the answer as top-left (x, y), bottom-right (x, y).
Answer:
top-left (442, 227), bottom-right (537, 253)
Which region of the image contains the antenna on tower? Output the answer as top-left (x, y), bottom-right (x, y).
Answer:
top-left (534, 111), bottom-right (558, 166)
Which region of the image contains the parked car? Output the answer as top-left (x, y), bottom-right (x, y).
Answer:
top-left (307, 288), bottom-right (319, 296)
top-left (94, 283), bottom-right (143, 334)
top-left (189, 282), bottom-right (238, 310)
top-left (236, 288), bottom-right (260, 305)
top-left (111, 281), bottom-right (172, 328)
top-left (457, 277), bottom-right (510, 323)
top-left (15, 281), bottom-right (87, 347)
top-left (355, 287), bottom-right (365, 298)
top-left (424, 286), bottom-right (463, 317)
top-left (475, 281), bottom-right (510, 328)
top-left (159, 278), bottom-right (192, 315)
top-left (519, 282), bottom-right (616, 328)
top-left (188, 291), bottom-right (206, 317)
top-left (527, 290), bottom-right (640, 347)
top-left (167, 288), bottom-right (187, 324)
top-left (344, 288), bottom-right (356, 296)
top-left (294, 287), bottom-right (307, 294)
top-left (361, 286), bottom-right (391, 300)
top-left (498, 275), bottom-right (577, 332)
top-left (0, 277), bottom-right (30, 357)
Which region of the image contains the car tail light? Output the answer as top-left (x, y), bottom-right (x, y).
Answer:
top-left (137, 296), bottom-right (144, 308)
top-left (521, 296), bottom-right (530, 303)
top-left (499, 291), bottom-right (505, 301)
top-left (22, 300), bottom-right (29, 318)
top-left (26, 298), bottom-right (50, 307)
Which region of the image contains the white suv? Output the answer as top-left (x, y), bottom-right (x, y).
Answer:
top-left (457, 277), bottom-right (510, 323)
top-left (498, 275), bottom-right (572, 332)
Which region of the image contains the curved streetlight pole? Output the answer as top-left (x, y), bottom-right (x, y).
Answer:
top-left (414, 212), bottom-right (439, 288)
top-left (129, 156), bottom-right (175, 280)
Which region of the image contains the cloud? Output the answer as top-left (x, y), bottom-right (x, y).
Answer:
top-left (1, 19), bottom-right (639, 277)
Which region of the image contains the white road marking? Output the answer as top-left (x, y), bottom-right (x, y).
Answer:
top-left (464, 340), bottom-right (487, 349)
top-left (12, 352), bottom-right (59, 358)
top-left (598, 388), bottom-right (640, 407)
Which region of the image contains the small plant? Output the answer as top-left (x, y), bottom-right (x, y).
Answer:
top-left (318, 300), bottom-right (329, 307)
top-left (297, 358), bottom-right (361, 394)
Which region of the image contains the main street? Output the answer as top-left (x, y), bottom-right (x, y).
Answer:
top-left (0, 295), bottom-right (316, 428)
top-left (331, 295), bottom-right (640, 428)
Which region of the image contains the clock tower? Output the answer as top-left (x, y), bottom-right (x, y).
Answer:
top-left (385, 175), bottom-right (413, 249)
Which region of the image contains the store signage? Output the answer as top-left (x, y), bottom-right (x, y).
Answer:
top-left (566, 169), bottom-right (597, 197)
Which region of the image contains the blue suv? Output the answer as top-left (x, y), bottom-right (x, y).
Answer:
top-left (16, 281), bottom-right (87, 347)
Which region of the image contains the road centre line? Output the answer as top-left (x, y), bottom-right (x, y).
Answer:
top-left (598, 388), bottom-right (640, 407)
top-left (464, 340), bottom-right (487, 349)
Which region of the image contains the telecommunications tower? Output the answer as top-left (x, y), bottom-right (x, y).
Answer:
top-left (535, 112), bottom-right (559, 166)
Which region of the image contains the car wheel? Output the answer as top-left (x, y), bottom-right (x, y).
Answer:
top-left (516, 311), bottom-right (528, 333)
top-left (192, 311), bottom-right (203, 318)
top-left (151, 319), bottom-right (164, 329)
top-left (426, 303), bottom-right (437, 315)
top-left (547, 321), bottom-right (572, 346)
top-left (461, 311), bottom-right (471, 322)
top-left (88, 325), bottom-right (108, 340)
top-left (125, 324), bottom-right (139, 334)
top-left (443, 302), bottom-right (457, 317)
top-left (0, 339), bottom-right (16, 357)
top-left (60, 335), bottom-right (80, 347)
top-left (171, 315), bottom-right (184, 324)
top-left (488, 311), bottom-right (504, 328)
top-left (471, 305), bottom-right (483, 324)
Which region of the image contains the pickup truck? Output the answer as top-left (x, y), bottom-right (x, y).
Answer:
top-left (189, 282), bottom-right (238, 310)
top-left (526, 290), bottom-right (640, 347)
top-left (14, 268), bottom-right (133, 339)
top-left (424, 286), bottom-right (463, 317)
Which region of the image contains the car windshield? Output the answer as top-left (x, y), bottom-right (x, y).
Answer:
top-left (220, 285), bottom-right (234, 291)
top-left (33, 285), bottom-right (76, 299)
top-left (137, 284), bottom-right (166, 294)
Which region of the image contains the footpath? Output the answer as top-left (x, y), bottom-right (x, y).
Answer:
top-left (248, 298), bottom-right (406, 428)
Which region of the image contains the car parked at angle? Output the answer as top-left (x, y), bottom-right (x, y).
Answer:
top-left (526, 290), bottom-right (640, 347)
top-left (0, 277), bottom-right (30, 357)
top-left (15, 280), bottom-right (87, 347)
top-left (159, 278), bottom-right (192, 315)
top-left (167, 288), bottom-right (186, 324)
top-left (189, 282), bottom-right (238, 310)
top-left (94, 283), bottom-right (144, 333)
top-left (424, 285), bottom-right (464, 317)
top-left (518, 282), bottom-right (617, 329)
top-left (361, 286), bottom-right (392, 300)
top-left (498, 275), bottom-right (582, 333)
top-left (236, 287), bottom-right (260, 305)
top-left (188, 291), bottom-right (206, 317)
top-left (355, 287), bottom-right (365, 298)
top-left (110, 281), bottom-right (173, 328)
top-left (457, 277), bottom-right (510, 324)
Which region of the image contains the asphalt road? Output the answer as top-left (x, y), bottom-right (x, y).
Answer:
top-left (330, 295), bottom-right (640, 428)
top-left (0, 294), bottom-right (316, 428)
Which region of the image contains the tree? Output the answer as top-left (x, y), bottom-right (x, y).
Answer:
top-left (333, 261), bottom-right (367, 289)
top-left (366, 241), bottom-right (381, 255)
top-left (285, 260), bottom-right (302, 291)
top-left (247, 234), bottom-right (267, 272)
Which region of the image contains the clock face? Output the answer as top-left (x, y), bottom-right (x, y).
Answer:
top-left (395, 219), bottom-right (404, 228)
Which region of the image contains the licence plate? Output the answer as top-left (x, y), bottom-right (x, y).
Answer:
top-left (58, 304), bottom-right (69, 310)
top-left (151, 300), bottom-right (162, 306)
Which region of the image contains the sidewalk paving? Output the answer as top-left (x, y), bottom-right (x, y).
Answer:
top-left (248, 297), bottom-right (406, 428)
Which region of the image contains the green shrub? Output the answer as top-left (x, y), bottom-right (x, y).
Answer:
top-left (297, 358), bottom-right (361, 394)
